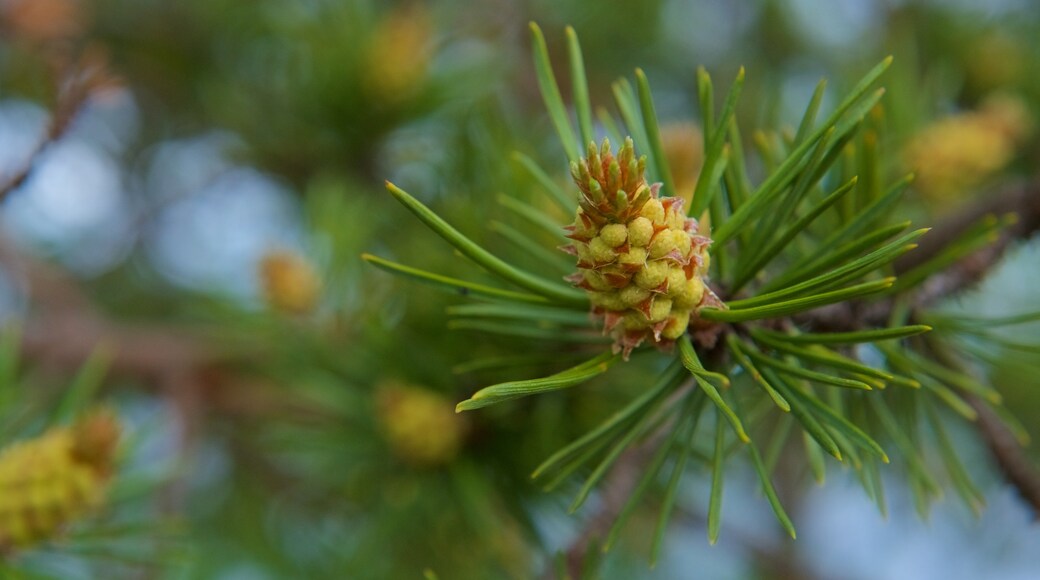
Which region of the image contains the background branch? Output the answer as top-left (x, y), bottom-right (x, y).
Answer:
top-left (0, 51), bottom-right (110, 202)
top-left (802, 177), bottom-right (1040, 332)
top-left (967, 393), bottom-right (1040, 519)
top-left (805, 177), bottom-right (1040, 517)
top-left (559, 176), bottom-right (1040, 573)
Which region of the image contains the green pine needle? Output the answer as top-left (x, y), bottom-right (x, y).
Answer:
top-left (754, 325), bottom-right (931, 345)
top-left (691, 67), bottom-right (745, 216)
top-left (700, 278), bottom-right (895, 323)
top-left (635, 68), bottom-right (677, 197)
top-left (456, 351), bottom-right (618, 411)
top-left (362, 253), bottom-right (551, 304)
top-left (530, 22), bottom-right (579, 162)
top-left (385, 182), bottom-right (587, 306)
top-left (707, 407), bottom-right (727, 545)
top-left (566, 26), bottom-right (595, 150)
top-left (512, 151), bottom-right (574, 212)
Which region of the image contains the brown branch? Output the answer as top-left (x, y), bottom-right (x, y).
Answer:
top-left (894, 179), bottom-right (1040, 274)
top-left (0, 47), bottom-right (113, 202)
top-left (3, 242), bottom-right (326, 421)
top-left (801, 177), bottom-right (1040, 333)
top-left (544, 382), bottom-right (697, 579)
top-left (896, 178), bottom-right (1040, 310)
top-left (0, 236), bottom-right (215, 381)
top-left (924, 334), bottom-right (1040, 518)
top-left (890, 180), bottom-right (1040, 511)
top-left (967, 393), bottom-right (1040, 518)
top-left (557, 440), bottom-right (654, 578)
top-left (800, 177), bottom-right (1040, 516)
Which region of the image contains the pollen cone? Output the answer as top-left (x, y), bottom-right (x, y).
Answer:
top-left (0, 410), bottom-right (120, 552)
top-left (562, 138), bottom-right (717, 359)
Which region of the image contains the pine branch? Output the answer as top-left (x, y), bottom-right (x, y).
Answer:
top-left (556, 439), bottom-right (653, 579)
top-left (967, 393), bottom-right (1040, 519)
top-left (549, 381), bottom-right (695, 579)
top-left (0, 55), bottom-right (106, 202)
top-left (894, 178), bottom-right (1040, 274)
top-left (897, 178), bottom-right (1040, 309)
top-left (0, 238), bottom-right (216, 381)
top-left (0, 237), bottom-right (324, 418)
top-left (801, 176), bottom-right (1040, 332)
top-left (798, 177), bottom-right (1040, 516)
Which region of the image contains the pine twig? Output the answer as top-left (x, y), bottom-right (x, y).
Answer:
top-left (550, 381), bottom-right (696, 579)
top-left (966, 393), bottom-right (1040, 519)
top-left (801, 177), bottom-right (1040, 516)
top-left (559, 441), bottom-right (653, 579)
top-left (894, 178), bottom-right (1040, 274)
top-left (0, 50), bottom-right (112, 202)
top-left (802, 177), bottom-right (1040, 332)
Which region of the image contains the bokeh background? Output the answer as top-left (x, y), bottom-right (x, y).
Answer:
top-left (0, 0), bottom-right (1038, 578)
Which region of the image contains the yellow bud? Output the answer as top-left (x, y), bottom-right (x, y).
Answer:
top-left (583, 270), bottom-right (611, 291)
top-left (648, 231), bottom-right (680, 259)
top-left (634, 261), bottom-right (670, 290)
top-left (599, 223), bottom-right (628, 247)
top-left (675, 231), bottom-right (693, 257)
top-left (575, 241), bottom-right (592, 262)
top-left (639, 198), bottom-right (665, 224)
top-left (259, 250), bottom-right (321, 315)
top-left (587, 237), bottom-right (616, 264)
top-left (672, 277), bottom-right (705, 309)
top-left (666, 207), bottom-right (685, 231)
top-left (590, 291), bottom-right (626, 311)
top-left (627, 217), bottom-right (655, 247)
top-left (902, 99), bottom-right (1032, 206)
top-left (375, 382), bottom-right (467, 468)
top-left (649, 297), bottom-right (672, 323)
top-left (618, 247), bottom-right (648, 268)
top-left (362, 4), bottom-right (432, 103)
top-left (666, 268), bottom-right (687, 294)
top-left (662, 310), bottom-right (692, 340)
top-left (622, 311), bottom-right (647, 330)
top-left (620, 285), bottom-right (651, 307)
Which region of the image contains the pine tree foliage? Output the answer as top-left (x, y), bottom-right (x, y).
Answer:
top-left (0, 331), bottom-right (176, 577)
top-left (364, 23), bottom-right (1038, 557)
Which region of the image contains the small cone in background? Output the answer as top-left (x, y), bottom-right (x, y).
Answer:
top-left (375, 382), bottom-right (467, 468)
top-left (0, 410), bottom-right (121, 552)
top-left (563, 138), bottom-right (717, 359)
top-left (362, 3), bottom-right (432, 104)
top-left (903, 93), bottom-right (1034, 204)
top-left (660, 123), bottom-right (704, 206)
top-left (259, 249), bottom-right (322, 315)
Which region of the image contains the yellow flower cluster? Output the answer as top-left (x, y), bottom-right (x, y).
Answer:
top-left (0, 411), bottom-right (120, 552)
top-left (563, 138), bottom-right (714, 358)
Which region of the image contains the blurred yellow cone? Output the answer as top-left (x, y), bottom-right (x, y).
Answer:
top-left (259, 249), bottom-right (322, 315)
top-left (0, 410), bottom-right (120, 552)
top-left (375, 382), bottom-right (466, 468)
